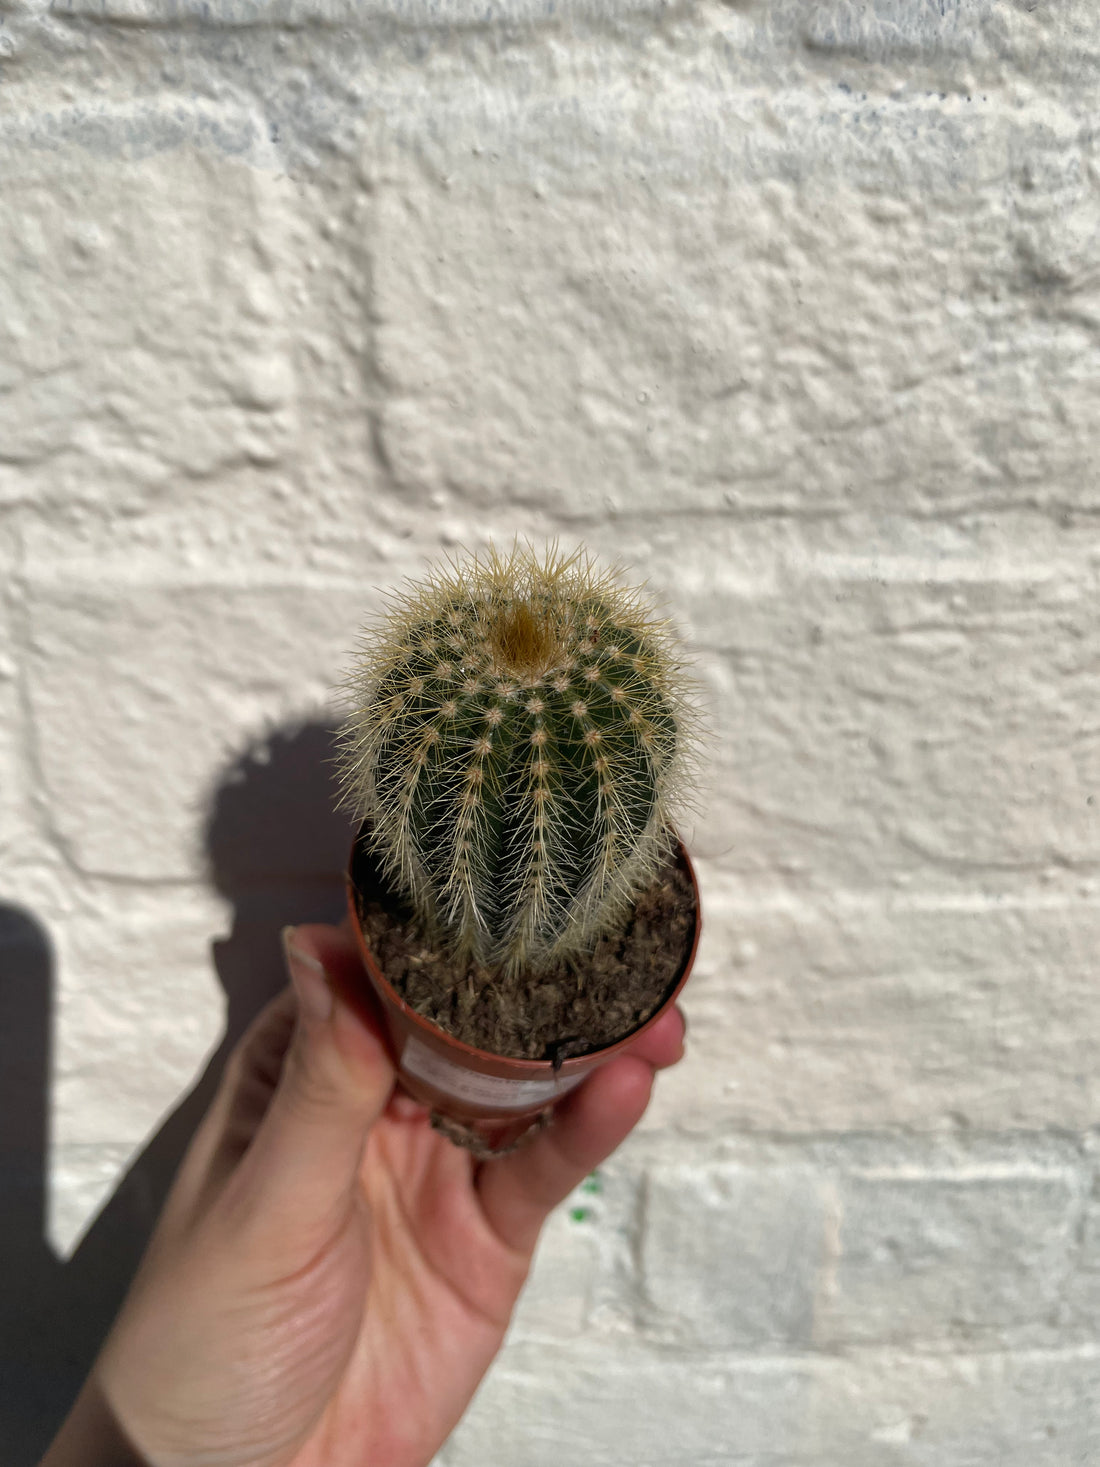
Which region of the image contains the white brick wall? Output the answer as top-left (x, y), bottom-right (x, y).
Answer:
top-left (2, 2), bottom-right (1099, 1461)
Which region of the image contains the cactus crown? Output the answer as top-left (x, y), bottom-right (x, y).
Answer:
top-left (340, 543), bottom-right (696, 976)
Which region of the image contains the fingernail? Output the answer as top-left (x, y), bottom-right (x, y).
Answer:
top-left (282, 926), bottom-right (333, 1023)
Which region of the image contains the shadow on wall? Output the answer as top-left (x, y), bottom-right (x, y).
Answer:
top-left (0, 719), bottom-right (356, 1465)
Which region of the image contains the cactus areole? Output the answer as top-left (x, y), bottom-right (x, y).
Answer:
top-left (340, 545), bottom-right (697, 988)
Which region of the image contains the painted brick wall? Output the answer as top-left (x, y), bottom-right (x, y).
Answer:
top-left (2, 2), bottom-right (1099, 1462)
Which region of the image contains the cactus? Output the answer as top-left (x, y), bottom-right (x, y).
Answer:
top-left (339, 544), bottom-right (696, 976)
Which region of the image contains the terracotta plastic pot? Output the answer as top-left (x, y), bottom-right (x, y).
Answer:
top-left (344, 824), bottom-right (702, 1154)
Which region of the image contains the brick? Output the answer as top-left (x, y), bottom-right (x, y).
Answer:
top-left (801, 0), bottom-right (992, 61)
top-left (0, 122), bottom-right (298, 510)
top-left (48, 879), bottom-right (225, 1141)
top-left (571, 515), bottom-right (1100, 890)
top-left (800, 0), bottom-right (1100, 91)
top-left (445, 1340), bottom-right (813, 1467)
top-left (371, 82), bottom-right (1100, 522)
top-left (682, 550), bottom-right (1100, 888)
top-left (652, 882), bottom-right (1100, 1133)
top-left (1063, 1156), bottom-right (1100, 1335)
top-left (638, 1163), bottom-right (824, 1349)
top-left (10, 148), bottom-right (393, 585)
top-left (25, 582), bottom-right (368, 880)
top-left (817, 1169), bottom-right (1080, 1347)
top-left (803, 1348), bottom-right (1100, 1467)
top-left (632, 1150), bottom-right (1080, 1351)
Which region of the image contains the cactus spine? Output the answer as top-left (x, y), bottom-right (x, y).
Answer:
top-left (340, 544), bottom-right (695, 975)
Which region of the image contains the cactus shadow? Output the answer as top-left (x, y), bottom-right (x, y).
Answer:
top-left (0, 719), bottom-right (355, 1464)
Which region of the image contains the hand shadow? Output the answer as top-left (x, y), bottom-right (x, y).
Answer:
top-left (0, 719), bottom-right (356, 1463)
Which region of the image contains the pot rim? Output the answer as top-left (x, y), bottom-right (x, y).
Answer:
top-left (346, 825), bottom-right (702, 1077)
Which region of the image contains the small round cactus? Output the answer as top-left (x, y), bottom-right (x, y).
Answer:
top-left (340, 544), bottom-right (696, 976)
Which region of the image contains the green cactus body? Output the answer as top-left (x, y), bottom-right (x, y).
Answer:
top-left (341, 547), bottom-right (693, 975)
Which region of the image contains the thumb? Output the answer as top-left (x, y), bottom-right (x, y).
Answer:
top-left (230, 924), bottom-right (395, 1246)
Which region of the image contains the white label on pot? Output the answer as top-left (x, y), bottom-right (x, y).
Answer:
top-left (400, 1035), bottom-right (585, 1111)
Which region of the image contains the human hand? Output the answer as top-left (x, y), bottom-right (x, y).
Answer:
top-left (43, 921), bottom-right (685, 1467)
